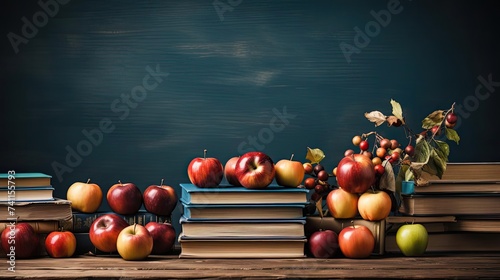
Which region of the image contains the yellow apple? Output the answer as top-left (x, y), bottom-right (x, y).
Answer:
top-left (357, 189), bottom-right (392, 221)
top-left (326, 188), bottom-right (359, 219)
top-left (67, 179), bottom-right (103, 213)
top-left (274, 154), bottom-right (305, 187)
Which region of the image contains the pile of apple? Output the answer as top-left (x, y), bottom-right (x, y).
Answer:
top-left (188, 149), bottom-right (305, 189)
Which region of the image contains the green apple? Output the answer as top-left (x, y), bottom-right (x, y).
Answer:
top-left (396, 224), bottom-right (428, 256)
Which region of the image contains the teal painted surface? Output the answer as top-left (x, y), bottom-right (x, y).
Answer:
top-left (2, 1), bottom-right (500, 230)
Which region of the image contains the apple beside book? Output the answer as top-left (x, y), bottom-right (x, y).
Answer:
top-left (89, 213), bottom-right (129, 253)
top-left (357, 189), bottom-right (392, 221)
top-left (67, 179), bottom-right (103, 213)
top-left (107, 181), bottom-right (143, 215)
top-left (326, 188), bottom-right (359, 219)
top-left (1, 222), bottom-right (39, 259)
top-left (45, 230), bottom-right (77, 258)
top-left (396, 224), bottom-right (428, 256)
top-left (187, 149), bottom-right (224, 188)
top-left (274, 154), bottom-right (305, 188)
top-left (338, 224), bottom-right (375, 259)
top-left (143, 180), bottom-right (178, 216)
top-left (308, 230), bottom-right (339, 258)
top-left (145, 222), bottom-right (176, 255)
top-left (235, 151), bottom-right (275, 189)
top-left (116, 224), bottom-right (153, 261)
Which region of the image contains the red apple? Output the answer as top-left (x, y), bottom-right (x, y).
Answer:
top-left (45, 231), bottom-right (77, 258)
top-left (338, 224), bottom-right (375, 259)
top-left (145, 222), bottom-right (176, 255)
top-left (67, 179), bottom-right (103, 213)
top-left (187, 149), bottom-right (224, 188)
top-left (235, 151), bottom-right (275, 189)
top-left (274, 154), bottom-right (305, 188)
top-left (326, 188), bottom-right (359, 219)
top-left (107, 181), bottom-right (143, 215)
top-left (224, 156), bottom-right (242, 186)
top-left (336, 154), bottom-right (376, 194)
top-left (116, 224), bottom-right (153, 261)
top-left (1, 222), bottom-right (39, 259)
top-left (143, 180), bottom-right (178, 216)
top-left (308, 230), bottom-right (339, 258)
top-left (89, 213), bottom-right (129, 253)
top-left (358, 190), bottom-right (392, 221)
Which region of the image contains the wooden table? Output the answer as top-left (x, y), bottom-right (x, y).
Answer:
top-left (3, 253), bottom-right (500, 279)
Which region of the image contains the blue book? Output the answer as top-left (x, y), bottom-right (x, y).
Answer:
top-left (181, 202), bottom-right (306, 220)
top-left (180, 183), bottom-right (309, 205)
top-left (180, 216), bottom-right (306, 238)
top-left (0, 186), bottom-right (54, 202)
top-left (0, 172), bottom-right (51, 187)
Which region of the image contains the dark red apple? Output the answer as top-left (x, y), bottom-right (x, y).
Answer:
top-left (335, 154), bottom-right (375, 194)
top-left (1, 222), bottom-right (39, 259)
top-left (107, 181), bottom-right (143, 215)
top-left (338, 225), bottom-right (375, 259)
top-left (143, 180), bottom-right (178, 216)
top-left (224, 156), bottom-right (241, 186)
top-left (89, 213), bottom-right (129, 253)
top-left (145, 222), bottom-right (176, 255)
top-left (308, 230), bottom-right (339, 258)
top-left (187, 149), bottom-right (224, 188)
top-left (235, 151), bottom-right (275, 189)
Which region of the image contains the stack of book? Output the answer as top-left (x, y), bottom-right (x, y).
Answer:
top-left (386, 162), bottom-right (500, 253)
top-left (0, 173), bottom-right (72, 234)
top-left (178, 183), bottom-right (310, 258)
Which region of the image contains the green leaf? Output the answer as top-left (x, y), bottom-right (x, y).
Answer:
top-left (364, 111), bottom-right (387, 127)
top-left (434, 140), bottom-right (450, 158)
top-left (305, 147), bottom-right (325, 164)
top-left (445, 128), bottom-right (460, 144)
top-left (426, 148), bottom-right (447, 179)
top-left (422, 110), bottom-right (445, 129)
top-left (390, 99), bottom-right (404, 121)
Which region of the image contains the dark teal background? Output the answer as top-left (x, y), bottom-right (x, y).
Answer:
top-left (2, 1), bottom-right (500, 230)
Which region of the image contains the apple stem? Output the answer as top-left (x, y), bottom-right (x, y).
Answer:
top-left (160, 179), bottom-right (164, 186)
top-left (86, 178), bottom-right (90, 184)
top-left (133, 223), bottom-right (137, 234)
top-left (290, 154), bottom-right (294, 161)
top-left (119, 180), bottom-right (123, 186)
top-left (203, 149), bottom-right (207, 159)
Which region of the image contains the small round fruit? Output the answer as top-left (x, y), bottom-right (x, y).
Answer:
top-left (344, 149), bottom-right (355, 157)
top-left (446, 112), bottom-right (458, 124)
top-left (362, 151), bottom-right (373, 159)
top-left (390, 139), bottom-right (400, 150)
top-left (352, 135), bottom-right (362, 146)
top-left (372, 157), bottom-right (382, 166)
top-left (303, 162), bottom-right (313, 174)
top-left (304, 177), bottom-right (317, 189)
top-left (313, 164), bottom-right (325, 175)
top-left (317, 170), bottom-right (329, 181)
top-left (332, 167), bottom-right (337, 177)
top-left (404, 145), bottom-right (415, 156)
top-left (314, 184), bottom-right (325, 195)
top-left (431, 126), bottom-right (441, 135)
top-left (359, 140), bottom-right (369, 151)
top-left (374, 164), bottom-right (385, 175)
top-left (379, 138), bottom-right (391, 149)
top-left (445, 120), bottom-right (456, 128)
top-left (391, 152), bottom-right (400, 162)
top-left (375, 147), bottom-right (386, 158)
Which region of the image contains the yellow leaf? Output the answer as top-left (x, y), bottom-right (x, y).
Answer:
top-left (316, 199), bottom-right (324, 218)
top-left (390, 99), bottom-right (404, 121)
top-left (305, 147), bottom-right (325, 164)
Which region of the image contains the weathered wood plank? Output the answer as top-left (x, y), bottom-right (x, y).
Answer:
top-left (3, 254), bottom-right (500, 279)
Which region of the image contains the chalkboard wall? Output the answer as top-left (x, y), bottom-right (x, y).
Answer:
top-left (2, 0), bottom-right (500, 230)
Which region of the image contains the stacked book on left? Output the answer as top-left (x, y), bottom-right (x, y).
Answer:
top-left (178, 183), bottom-right (310, 258)
top-left (0, 172), bottom-right (73, 234)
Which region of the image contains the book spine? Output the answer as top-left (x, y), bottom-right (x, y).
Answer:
top-left (71, 212), bottom-right (171, 233)
top-left (0, 220), bottom-right (69, 234)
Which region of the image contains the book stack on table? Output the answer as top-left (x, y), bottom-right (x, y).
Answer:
top-left (178, 183), bottom-right (310, 258)
top-left (386, 162), bottom-right (500, 253)
top-left (0, 173), bottom-right (73, 234)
